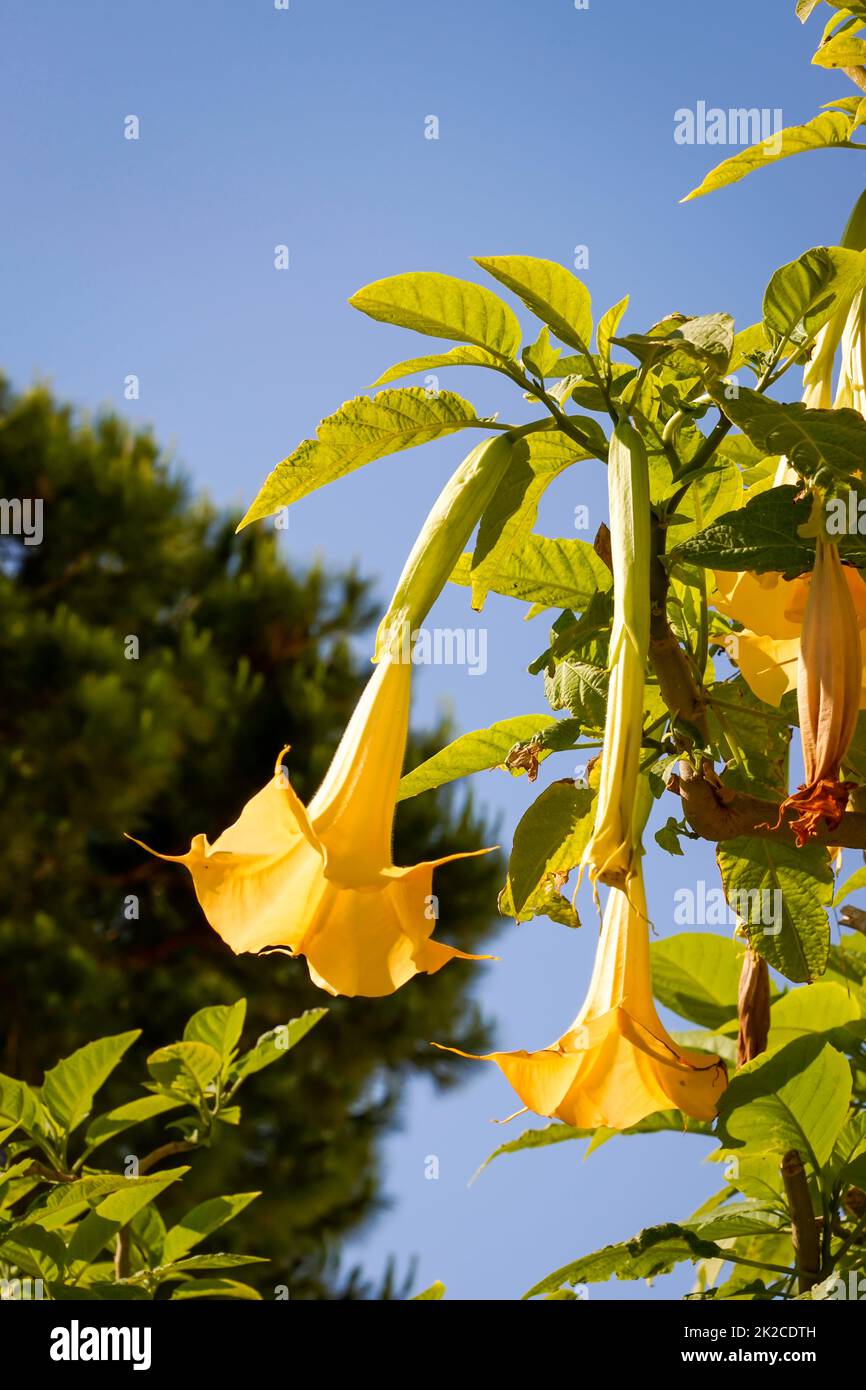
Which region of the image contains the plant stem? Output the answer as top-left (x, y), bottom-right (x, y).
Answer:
top-left (781, 1149), bottom-right (821, 1293)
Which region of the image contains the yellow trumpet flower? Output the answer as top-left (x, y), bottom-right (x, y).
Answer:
top-left (131, 656), bottom-right (493, 997)
top-left (437, 862), bottom-right (727, 1130)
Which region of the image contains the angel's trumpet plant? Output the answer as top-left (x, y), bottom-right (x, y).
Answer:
top-left (804, 187), bottom-right (866, 412)
top-left (438, 782), bottom-right (727, 1129)
top-left (580, 414), bottom-right (651, 890)
top-left (777, 533), bottom-right (863, 845)
top-left (835, 287), bottom-right (866, 419)
top-left (132, 432), bottom-right (523, 996)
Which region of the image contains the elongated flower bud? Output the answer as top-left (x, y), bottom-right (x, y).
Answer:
top-left (778, 536), bottom-right (862, 844)
top-left (581, 416), bottom-right (651, 888)
top-left (374, 433), bottom-right (524, 662)
top-left (803, 189), bottom-right (866, 411)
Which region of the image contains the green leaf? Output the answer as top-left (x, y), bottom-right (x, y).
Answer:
top-left (64, 1171), bottom-right (189, 1273)
top-left (651, 933), bottom-right (756, 1030)
top-left (833, 864), bottom-right (866, 904)
top-left (813, 30), bottom-right (866, 67)
top-left (682, 109), bottom-right (855, 202)
top-left (372, 345), bottom-right (505, 386)
top-left (615, 314), bottom-right (734, 377)
top-left (83, 1094), bottom-right (184, 1157)
top-left (26, 1175), bottom-right (135, 1231)
top-left (130, 1203), bottom-right (166, 1265)
top-left (230, 1008), bottom-right (327, 1083)
top-left (473, 1122), bottom-right (586, 1181)
top-left (717, 1037), bottom-right (851, 1171)
top-left (0, 1073), bottom-right (52, 1142)
top-left (522, 325), bottom-right (562, 379)
top-left (498, 874), bottom-right (581, 930)
top-left (171, 1278), bottom-right (263, 1300)
top-left (474, 255), bottom-right (592, 354)
top-left (94, 1170), bottom-right (187, 1223)
top-left (1, 1225), bottom-right (67, 1281)
top-left (507, 780), bottom-right (595, 918)
top-left (451, 534), bottom-right (612, 613)
top-left (157, 1252), bottom-right (266, 1272)
top-left (162, 1192), bottom-right (260, 1264)
top-left (238, 388), bottom-right (486, 528)
top-left (711, 387), bottom-right (866, 485)
top-left (349, 270), bottom-right (521, 356)
top-left (666, 462), bottom-right (744, 543)
top-left (412, 1280), bottom-right (446, 1300)
top-left (596, 295), bottom-right (629, 360)
top-left (397, 714), bottom-right (559, 801)
top-left (469, 430), bottom-right (593, 609)
top-left (42, 1031), bottom-right (140, 1135)
top-left (763, 246), bottom-right (866, 343)
top-left (543, 659), bottom-right (608, 729)
top-left (524, 1223), bottom-right (723, 1298)
top-left (655, 818), bottom-right (685, 856)
top-left (183, 1001), bottom-right (246, 1060)
top-left (673, 484), bottom-right (814, 575)
top-left (147, 1042), bottom-right (222, 1095)
top-left (767, 981), bottom-right (861, 1049)
top-left (716, 836), bottom-right (832, 983)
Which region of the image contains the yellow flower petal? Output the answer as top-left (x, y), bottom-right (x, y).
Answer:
top-left (437, 866), bottom-right (727, 1131)
top-left (131, 657), bottom-right (495, 996)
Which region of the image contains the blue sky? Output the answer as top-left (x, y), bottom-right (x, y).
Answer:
top-left (2, 0), bottom-right (860, 1300)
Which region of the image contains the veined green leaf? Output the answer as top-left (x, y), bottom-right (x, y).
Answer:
top-left (42, 1031), bottom-right (140, 1135)
top-left (372, 345), bottom-right (505, 386)
top-left (813, 30), bottom-right (866, 67)
top-left (543, 658), bottom-right (608, 729)
top-left (451, 534), bottom-right (612, 613)
top-left (596, 295), bottom-right (629, 361)
top-left (83, 1095), bottom-right (184, 1158)
top-left (674, 483), bottom-right (814, 574)
top-left (524, 1223), bottom-right (722, 1298)
top-left (651, 933), bottom-right (758, 1030)
top-left (717, 1037), bottom-right (851, 1171)
top-left (230, 1008), bottom-right (327, 1083)
top-left (474, 255), bottom-right (592, 354)
top-left (183, 1001), bottom-right (246, 1060)
top-left (397, 714), bottom-right (559, 801)
top-left (717, 836), bottom-right (832, 983)
top-left (162, 1192), bottom-right (260, 1264)
top-left (507, 780), bottom-right (595, 918)
top-left (349, 270), bottom-right (521, 356)
top-left (767, 981), bottom-right (861, 1049)
top-left (94, 1170), bottom-right (187, 1224)
top-left (763, 246), bottom-right (866, 343)
top-left (0, 1073), bottom-right (53, 1143)
top-left (171, 1278), bottom-right (262, 1300)
top-left (147, 1042), bottom-right (222, 1095)
top-left (682, 109), bottom-right (855, 202)
top-left (469, 430), bottom-right (592, 609)
top-left (713, 386), bottom-right (866, 482)
top-left (238, 388), bottom-right (486, 528)
top-left (155, 1252), bottom-right (266, 1273)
